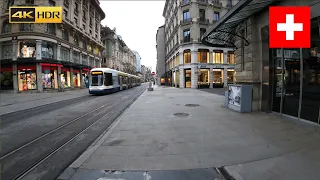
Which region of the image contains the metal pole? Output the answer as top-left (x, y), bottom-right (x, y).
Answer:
top-left (280, 48), bottom-right (284, 114)
top-left (297, 48), bottom-right (303, 120)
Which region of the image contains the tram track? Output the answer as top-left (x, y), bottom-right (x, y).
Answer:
top-left (0, 94), bottom-right (97, 127)
top-left (1, 85), bottom-right (146, 180)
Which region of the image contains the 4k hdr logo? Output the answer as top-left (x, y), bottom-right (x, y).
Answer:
top-left (9, 7), bottom-right (62, 23)
top-left (269, 6), bottom-right (310, 48)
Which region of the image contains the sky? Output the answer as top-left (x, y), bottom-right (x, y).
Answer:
top-left (100, 0), bottom-right (166, 72)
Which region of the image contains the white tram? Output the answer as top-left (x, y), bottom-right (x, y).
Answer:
top-left (89, 68), bottom-right (141, 94)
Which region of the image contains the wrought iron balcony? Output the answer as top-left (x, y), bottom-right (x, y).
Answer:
top-left (198, 18), bottom-right (209, 24)
top-left (211, 0), bottom-right (222, 7)
top-left (180, 18), bottom-right (192, 26)
top-left (180, 0), bottom-right (191, 7)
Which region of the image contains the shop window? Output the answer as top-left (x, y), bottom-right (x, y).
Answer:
top-left (183, 50), bottom-right (191, 64)
top-left (0, 69), bottom-right (13, 90)
top-left (61, 68), bottom-right (71, 88)
top-left (18, 68), bottom-right (37, 91)
top-left (228, 52), bottom-right (235, 64)
top-left (41, 42), bottom-right (54, 59)
top-left (185, 69), bottom-right (191, 88)
top-left (73, 70), bottom-right (81, 87)
top-left (198, 49), bottom-right (209, 63)
top-left (19, 41), bottom-right (36, 58)
top-left (74, 35), bottom-right (79, 46)
top-left (213, 51), bottom-right (223, 64)
top-left (62, 29), bottom-right (69, 41)
top-left (45, 23), bottom-right (55, 35)
top-left (73, 51), bottom-right (80, 64)
top-left (227, 70), bottom-right (235, 83)
top-left (42, 68), bottom-right (58, 89)
top-left (198, 69), bottom-right (209, 88)
top-left (104, 73), bottom-right (113, 86)
top-left (213, 69), bottom-right (223, 87)
top-left (2, 20), bottom-right (11, 34)
top-left (60, 46), bottom-right (69, 61)
top-left (20, 23), bottom-right (33, 31)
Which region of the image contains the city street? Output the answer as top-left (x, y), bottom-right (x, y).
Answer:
top-left (0, 84), bottom-right (147, 180)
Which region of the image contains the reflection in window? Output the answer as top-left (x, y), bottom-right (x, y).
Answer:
top-left (197, 49), bottom-right (209, 63)
top-left (45, 23), bottom-right (55, 35)
top-left (41, 42), bottom-right (54, 59)
top-left (228, 52), bottom-right (235, 64)
top-left (20, 24), bottom-right (33, 31)
top-left (213, 11), bottom-right (220, 21)
top-left (19, 41), bottom-right (36, 58)
top-left (213, 51), bottom-right (223, 64)
top-left (62, 29), bottom-right (69, 41)
top-left (2, 20), bottom-right (11, 33)
top-left (183, 10), bottom-right (190, 21)
top-left (183, 29), bottom-right (190, 42)
top-left (183, 50), bottom-right (191, 64)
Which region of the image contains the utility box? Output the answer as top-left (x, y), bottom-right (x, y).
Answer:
top-left (227, 84), bottom-right (252, 112)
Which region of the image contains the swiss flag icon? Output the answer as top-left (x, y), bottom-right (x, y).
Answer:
top-left (269, 6), bottom-right (310, 48)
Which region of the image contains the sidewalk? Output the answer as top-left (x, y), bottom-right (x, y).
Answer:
top-left (0, 88), bottom-right (89, 115)
top-left (58, 86), bottom-right (320, 180)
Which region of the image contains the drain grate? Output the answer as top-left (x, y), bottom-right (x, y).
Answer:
top-left (173, 113), bottom-right (189, 117)
top-left (185, 104), bottom-right (200, 107)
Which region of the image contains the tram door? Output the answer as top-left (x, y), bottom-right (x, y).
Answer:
top-left (119, 75), bottom-right (123, 90)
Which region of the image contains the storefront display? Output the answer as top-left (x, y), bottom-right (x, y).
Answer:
top-left (41, 42), bottom-right (54, 59)
top-left (18, 66), bottom-right (37, 91)
top-left (19, 41), bottom-right (36, 58)
top-left (42, 69), bottom-right (58, 89)
top-left (185, 69), bottom-right (191, 88)
top-left (61, 68), bottom-right (71, 88)
top-left (198, 69), bottom-right (209, 88)
top-left (213, 69), bottom-right (223, 88)
top-left (73, 69), bottom-right (81, 87)
top-left (227, 70), bottom-right (236, 83)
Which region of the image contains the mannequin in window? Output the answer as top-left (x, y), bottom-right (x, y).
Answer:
top-left (21, 45), bottom-right (28, 57)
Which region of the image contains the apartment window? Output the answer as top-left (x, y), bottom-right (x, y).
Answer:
top-left (227, 0), bottom-right (232, 6)
top-left (74, 35), bottom-right (79, 46)
top-left (49, 0), bottom-right (56, 6)
top-left (63, 9), bottom-right (68, 19)
top-left (213, 11), bottom-right (220, 21)
top-left (183, 10), bottom-right (190, 21)
top-left (25, 0), bottom-right (34, 4)
top-left (83, 10), bottom-right (86, 20)
top-left (45, 23), bottom-right (55, 35)
top-left (183, 29), bottom-right (190, 42)
top-left (176, 34), bottom-right (179, 44)
top-left (64, 0), bottom-right (69, 6)
top-left (200, 28), bottom-right (206, 39)
top-left (183, 50), bottom-right (191, 64)
top-left (198, 49), bottom-right (209, 63)
top-left (95, 23), bottom-right (98, 32)
top-left (82, 24), bottom-right (85, 30)
top-left (75, 2), bottom-right (79, 14)
top-left (62, 29), bottom-right (69, 41)
top-left (199, 9), bottom-right (205, 21)
top-left (74, 17), bottom-right (78, 25)
top-left (20, 24), bottom-right (33, 31)
top-left (2, 20), bottom-right (11, 34)
top-left (7, 0), bottom-right (14, 9)
top-left (89, 17), bottom-right (92, 27)
top-left (213, 51), bottom-right (223, 64)
top-left (82, 40), bottom-right (87, 49)
top-left (228, 52), bottom-right (235, 64)
top-left (60, 47), bottom-right (69, 61)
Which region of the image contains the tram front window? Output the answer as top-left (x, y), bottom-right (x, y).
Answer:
top-left (91, 71), bottom-right (103, 86)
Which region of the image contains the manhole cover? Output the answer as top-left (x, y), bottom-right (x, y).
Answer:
top-left (174, 113), bottom-right (189, 117)
top-left (185, 104), bottom-right (200, 107)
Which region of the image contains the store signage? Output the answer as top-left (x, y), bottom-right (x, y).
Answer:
top-left (9, 7), bottom-right (62, 23)
top-left (269, 6), bottom-right (310, 48)
top-left (40, 63), bottom-right (63, 67)
top-left (91, 71), bottom-right (102, 75)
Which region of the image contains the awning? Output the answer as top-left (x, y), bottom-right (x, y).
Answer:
top-left (201, 0), bottom-right (277, 48)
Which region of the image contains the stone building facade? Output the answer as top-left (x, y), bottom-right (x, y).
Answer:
top-left (101, 26), bottom-right (136, 74)
top-left (162, 0), bottom-right (239, 89)
top-left (156, 25), bottom-right (166, 85)
top-left (0, 0), bottom-right (105, 92)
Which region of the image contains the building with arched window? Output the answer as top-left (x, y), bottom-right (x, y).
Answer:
top-left (162, 0), bottom-right (238, 88)
top-left (0, 0), bottom-right (105, 92)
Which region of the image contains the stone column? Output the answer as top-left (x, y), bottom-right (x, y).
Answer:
top-left (12, 40), bottom-right (18, 60)
top-left (36, 63), bottom-right (43, 92)
top-left (179, 52), bottom-right (183, 64)
top-left (80, 68), bottom-right (83, 88)
top-left (223, 50), bottom-right (228, 87)
top-left (69, 48), bottom-right (73, 63)
top-left (175, 69), bottom-right (178, 88)
top-left (209, 51), bottom-right (213, 63)
top-left (57, 44), bottom-right (61, 61)
top-left (191, 50), bottom-right (197, 64)
top-left (209, 67), bottom-right (213, 88)
top-left (179, 67), bottom-right (185, 88)
top-left (12, 63), bottom-right (18, 92)
top-left (70, 67), bottom-right (74, 88)
top-left (57, 66), bottom-right (62, 91)
top-left (36, 40), bottom-right (42, 60)
top-left (191, 65), bottom-right (198, 89)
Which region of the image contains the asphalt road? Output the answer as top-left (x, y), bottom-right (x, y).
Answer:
top-left (0, 84), bottom-right (147, 180)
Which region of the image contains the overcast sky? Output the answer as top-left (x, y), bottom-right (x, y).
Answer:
top-left (100, 0), bottom-right (165, 72)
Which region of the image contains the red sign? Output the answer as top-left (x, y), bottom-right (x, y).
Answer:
top-left (40, 63), bottom-right (63, 67)
top-left (152, 72), bottom-right (155, 75)
top-left (269, 6), bottom-right (310, 48)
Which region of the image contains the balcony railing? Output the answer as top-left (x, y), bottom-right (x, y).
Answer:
top-left (180, 18), bottom-right (192, 25)
top-left (212, 0), bottom-right (222, 7)
top-left (180, 0), bottom-right (191, 6)
top-left (199, 18), bottom-right (209, 24)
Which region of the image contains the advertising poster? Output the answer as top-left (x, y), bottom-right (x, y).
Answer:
top-left (228, 85), bottom-right (241, 107)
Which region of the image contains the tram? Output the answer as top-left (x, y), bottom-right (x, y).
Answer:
top-left (89, 68), bottom-right (141, 94)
